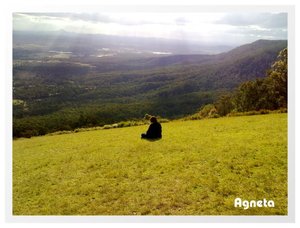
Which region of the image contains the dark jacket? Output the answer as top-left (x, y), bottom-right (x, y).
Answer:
top-left (146, 122), bottom-right (162, 139)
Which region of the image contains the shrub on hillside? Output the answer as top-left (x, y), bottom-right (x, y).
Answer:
top-left (199, 104), bottom-right (220, 119)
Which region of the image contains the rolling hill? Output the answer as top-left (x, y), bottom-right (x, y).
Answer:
top-left (13, 113), bottom-right (287, 215)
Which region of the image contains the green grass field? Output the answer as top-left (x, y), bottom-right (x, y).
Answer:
top-left (13, 113), bottom-right (287, 215)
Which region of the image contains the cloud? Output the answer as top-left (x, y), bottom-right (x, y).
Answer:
top-left (262, 13), bottom-right (287, 28)
top-left (216, 13), bottom-right (287, 29)
top-left (13, 13), bottom-right (63, 31)
top-left (18, 13), bottom-right (112, 23)
top-left (18, 12), bottom-right (174, 26)
top-left (174, 17), bottom-right (189, 26)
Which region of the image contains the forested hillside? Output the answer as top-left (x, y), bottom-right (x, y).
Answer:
top-left (13, 32), bottom-right (287, 137)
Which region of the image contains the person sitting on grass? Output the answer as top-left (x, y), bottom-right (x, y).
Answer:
top-left (141, 116), bottom-right (162, 140)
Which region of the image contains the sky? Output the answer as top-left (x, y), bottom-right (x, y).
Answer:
top-left (13, 12), bottom-right (287, 45)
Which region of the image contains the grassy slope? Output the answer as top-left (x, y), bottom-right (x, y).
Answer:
top-left (13, 113), bottom-right (287, 215)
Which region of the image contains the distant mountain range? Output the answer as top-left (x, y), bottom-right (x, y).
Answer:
top-left (13, 31), bottom-right (287, 136)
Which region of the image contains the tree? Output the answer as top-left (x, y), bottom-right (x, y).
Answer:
top-left (215, 94), bottom-right (234, 116)
top-left (233, 80), bottom-right (260, 112)
top-left (266, 48), bottom-right (287, 109)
